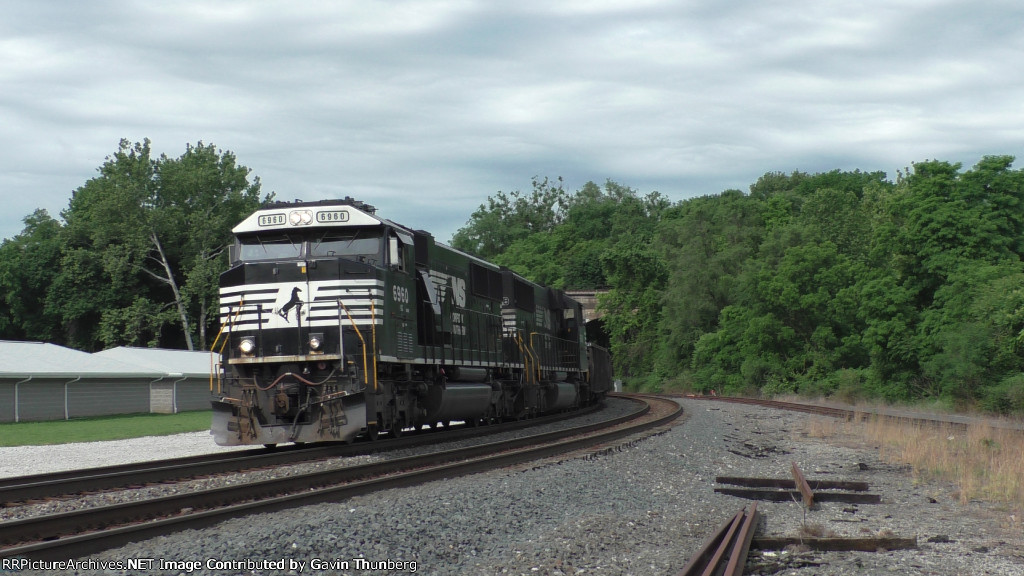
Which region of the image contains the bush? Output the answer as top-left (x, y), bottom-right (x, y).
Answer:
top-left (796, 374), bottom-right (837, 399)
top-left (832, 368), bottom-right (868, 403)
top-left (979, 374), bottom-right (1024, 415)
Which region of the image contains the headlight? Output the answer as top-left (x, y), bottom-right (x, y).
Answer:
top-left (239, 337), bottom-right (256, 355)
top-left (309, 334), bottom-right (322, 351)
top-left (289, 210), bottom-right (313, 225)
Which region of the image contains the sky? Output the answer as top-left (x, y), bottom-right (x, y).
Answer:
top-left (3, 0), bottom-right (1023, 244)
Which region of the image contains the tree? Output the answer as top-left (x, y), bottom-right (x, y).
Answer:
top-left (0, 210), bottom-right (64, 342)
top-left (451, 177), bottom-right (568, 260)
top-left (653, 190), bottom-right (765, 379)
top-left (50, 139), bottom-right (265, 350)
top-left (151, 141), bottom-right (266, 349)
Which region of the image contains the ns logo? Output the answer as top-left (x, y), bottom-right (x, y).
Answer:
top-left (452, 277), bottom-right (466, 307)
top-left (429, 272), bottom-right (466, 308)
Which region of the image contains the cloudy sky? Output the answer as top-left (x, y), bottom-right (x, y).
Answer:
top-left (2, 0), bottom-right (1023, 243)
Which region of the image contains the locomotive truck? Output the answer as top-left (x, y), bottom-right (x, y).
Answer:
top-left (211, 197), bottom-right (612, 446)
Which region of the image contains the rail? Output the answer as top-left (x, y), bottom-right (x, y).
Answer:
top-left (677, 504), bottom-right (759, 576)
top-left (0, 403), bottom-right (606, 504)
top-left (0, 396), bottom-right (681, 560)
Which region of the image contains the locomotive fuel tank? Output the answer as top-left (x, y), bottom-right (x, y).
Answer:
top-left (423, 382), bottom-right (493, 424)
top-left (545, 382), bottom-right (578, 412)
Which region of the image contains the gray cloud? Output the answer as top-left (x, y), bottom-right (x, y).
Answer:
top-left (2, 0), bottom-right (1023, 243)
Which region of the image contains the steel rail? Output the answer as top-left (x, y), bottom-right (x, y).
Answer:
top-left (677, 504), bottom-right (759, 576)
top-left (685, 395), bottom-right (1023, 434)
top-left (0, 396), bottom-right (680, 561)
top-left (0, 403), bottom-right (603, 503)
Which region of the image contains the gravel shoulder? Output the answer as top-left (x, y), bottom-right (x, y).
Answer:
top-left (0, 432), bottom-right (250, 479)
top-left (9, 398), bottom-right (1024, 575)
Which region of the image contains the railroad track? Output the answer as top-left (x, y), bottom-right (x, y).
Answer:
top-left (0, 395), bottom-right (681, 561)
top-left (685, 395), bottom-right (1024, 434)
top-left (686, 396), bottom-right (859, 419)
top-left (0, 403), bottom-right (604, 504)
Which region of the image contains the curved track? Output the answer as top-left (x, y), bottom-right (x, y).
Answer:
top-left (0, 404), bottom-right (603, 504)
top-left (686, 394), bottom-right (1024, 433)
top-left (0, 395), bottom-right (681, 561)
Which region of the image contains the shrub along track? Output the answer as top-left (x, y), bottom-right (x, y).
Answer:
top-left (0, 395), bottom-right (681, 561)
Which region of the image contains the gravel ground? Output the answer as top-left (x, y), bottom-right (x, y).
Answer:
top-left (0, 433), bottom-right (251, 479)
top-left (8, 398), bottom-right (1024, 575)
top-left (1, 401), bottom-right (640, 523)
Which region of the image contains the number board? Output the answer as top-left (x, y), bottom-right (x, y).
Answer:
top-left (258, 213), bottom-right (287, 227)
top-left (316, 210), bottom-right (350, 223)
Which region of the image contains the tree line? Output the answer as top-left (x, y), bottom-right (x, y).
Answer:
top-left (5, 140), bottom-right (1023, 412)
top-left (0, 139), bottom-right (268, 351)
top-left (453, 157), bottom-right (1024, 413)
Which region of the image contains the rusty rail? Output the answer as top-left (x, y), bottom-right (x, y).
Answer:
top-left (677, 504), bottom-right (759, 576)
top-left (791, 462), bottom-right (814, 508)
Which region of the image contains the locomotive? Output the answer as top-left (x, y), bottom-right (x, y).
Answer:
top-left (211, 197), bottom-right (612, 446)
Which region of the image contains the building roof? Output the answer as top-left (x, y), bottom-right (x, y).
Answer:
top-left (0, 341), bottom-right (217, 380)
top-left (0, 341), bottom-right (162, 379)
top-left (93, 347), bottom-right (217, 378)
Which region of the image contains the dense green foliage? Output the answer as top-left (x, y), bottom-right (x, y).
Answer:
top-left (454, 157), bottom-right (1024, 412)
top-left (6, 142), bottom-right (1024, 412)
top-left (0, 139), bottom-right (268, 351)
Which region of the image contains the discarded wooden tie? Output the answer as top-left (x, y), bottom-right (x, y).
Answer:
top-left (715, 462), bottom-right (881, 506)
top-left (751, 536), bottom-right (917, 552)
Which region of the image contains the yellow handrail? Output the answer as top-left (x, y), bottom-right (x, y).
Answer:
top-left (529, 332), bottom-right (544, 383)
top-left (210, 303), bottom-right (245, 393)
top-left (515, 331), bottom-right (535, 386)
top-left (338, 300), bottom-right (369, 385)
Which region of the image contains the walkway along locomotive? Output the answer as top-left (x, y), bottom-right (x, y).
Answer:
top-left (211, 198), bottom-right (612, 446)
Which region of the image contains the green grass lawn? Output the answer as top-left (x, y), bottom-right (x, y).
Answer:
top-left (0, 411), bottom-right (213, 447)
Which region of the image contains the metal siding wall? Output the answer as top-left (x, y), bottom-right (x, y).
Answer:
top-left (0, 382), bottom-right (14, 422)
top-left (174, 379), bottom-right (214, 412)
top-left (67, 380), bottom-right (150, 418)
top-left (18, 380), bottom-right (66, 421)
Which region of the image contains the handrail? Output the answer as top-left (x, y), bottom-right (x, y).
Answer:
top-left (528, 332), bottom-right (543, 382)
top-left (515, 331), bottom-right (535, 386)
top-left (370, 300), bottom-right (379, 394)
top-left (211, 303), bottom-right (245, 393)
top-left (337, 299), bottom-right (369, 385)
top-left (529, 331), bottom-right (580, 373)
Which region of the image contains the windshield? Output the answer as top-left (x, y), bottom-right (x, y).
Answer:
top-left (310, 230), bottom-right (382, 259)
top-left (237, 234), bottom-right (303, 261)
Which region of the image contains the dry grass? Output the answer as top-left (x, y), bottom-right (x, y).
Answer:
top-left (805, 414), bottom-right (1024, 509)
top-left (797, 522), bottom-right (832, 538)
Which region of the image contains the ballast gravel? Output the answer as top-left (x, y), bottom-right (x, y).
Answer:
top-left (1, 401), bottom-right (640, 523)
top-left (8, 399), bottom-right (1024, 575)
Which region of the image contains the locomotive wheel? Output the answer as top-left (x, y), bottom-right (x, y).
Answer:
top-left (366, 424), bottom-right (380, 442)
top-left (389, 417), bottom-right (404, 438)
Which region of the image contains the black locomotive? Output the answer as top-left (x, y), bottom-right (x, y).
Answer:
top-left (211, 198), bottom-right (612, 446)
